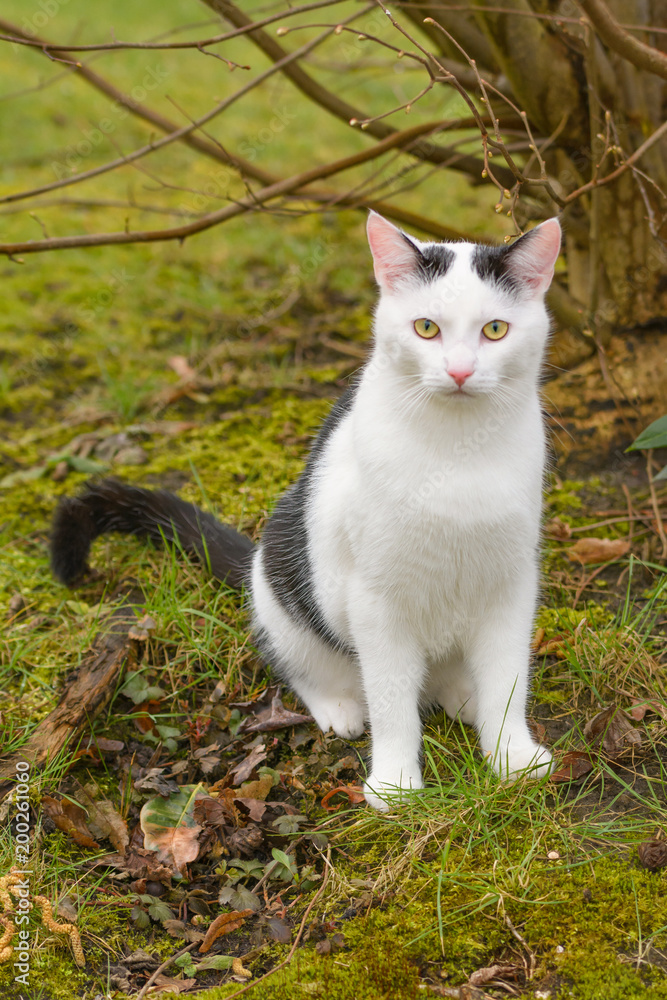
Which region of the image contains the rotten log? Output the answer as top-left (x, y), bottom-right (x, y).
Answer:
top-left (0, 587), bottom-right (145, 801)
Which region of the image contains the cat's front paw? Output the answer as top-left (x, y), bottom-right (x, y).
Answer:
top-left (363, 769), bottom-right (423, 811)
top-left (490, 741), bottom-right (553, 781)
top-left (309, 696), bottom-right (366, 740)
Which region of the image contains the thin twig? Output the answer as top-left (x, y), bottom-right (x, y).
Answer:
top-left (135, 941), bottom-right (200, 1000)
top-left (217, 847), bottom-right (332, 1000)
top-left (646, 451), bottom-right (667, 558)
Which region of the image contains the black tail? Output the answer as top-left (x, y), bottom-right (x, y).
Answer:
top-left (50, 479), bottom-right (255, 590)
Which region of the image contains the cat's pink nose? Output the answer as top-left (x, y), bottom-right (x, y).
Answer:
top-left (448, 367), bottom-right (474, 387)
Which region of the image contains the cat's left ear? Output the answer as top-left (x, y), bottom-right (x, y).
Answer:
top-left (367, 211), bottom-right (422, 291)
top-left (505, 218), bottom-right (562, 296)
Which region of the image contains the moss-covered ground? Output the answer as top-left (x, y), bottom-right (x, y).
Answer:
top-left (1, 2), bottom-right (667, 998)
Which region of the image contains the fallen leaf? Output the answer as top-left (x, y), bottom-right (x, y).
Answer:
top-left (584, 704), bottom-right (641, 757)
top-left (321, 785), bottom-right (366, 811)
top-left (266, 916), bottom-right (291, 944)
top-left (198, 909), bottom-right (253, 953)
top-left (77, 782), bottom-right (129, 855)
top-left (239, 689), bottom-right (313, 733)
top-left (134, 768), bottom-right (181, 797)
top-left (638, 839), bottom-right (667, 871)
top-left (231, 744), bottom-right (268, 785)
top-left (42, 795), bottom-right (100, 849)
top-left (140, 785), bottom-right (209, 875)
top-left (549, 751), bottom-right (595, 783)
top-left (151, 973), bottom-right (196, 993)
top-left (238, 774), bottom-right (273, 802)
top-left (161, 919), bottom-right (205, 944)
top-left (85, 737), bottom-right (125, 754)
top-left (629, 700), bottom-right (667, 722)
top-left (86, 848), bottom-right (174, 883)
top-left (227, 824), bottom-right (264, 858)
top-left (168, 355), bottom-right (197, 380)
top-left (56, 896), bottom-right (78, 922)
top-left (546, 517), bottom-right (572, 540)
top-left (567, 537), bottom-right (630, 565)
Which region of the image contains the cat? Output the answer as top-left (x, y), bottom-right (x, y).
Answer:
top-left (50, 211), bottom-right (561, 810)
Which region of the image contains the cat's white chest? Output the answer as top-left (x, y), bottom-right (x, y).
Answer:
top-left (307, 397), bottom-right (543, 655)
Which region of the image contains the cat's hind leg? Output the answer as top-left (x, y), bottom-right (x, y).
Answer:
top-left (250, 552), bottom-right (366, 739)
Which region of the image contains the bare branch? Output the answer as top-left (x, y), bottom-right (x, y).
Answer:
top-left (0, 0), bottom-right (344, 55)
top-left (578, 0), bottom-right (667, 81)
top-left (563, 119), bottom-right (667, 204)
top-left (0, 121), bottom-right (486, 257)
top-left (203, 0), bottom-right (515, 187)
top-left (0, 19), bottom-right (346, 206)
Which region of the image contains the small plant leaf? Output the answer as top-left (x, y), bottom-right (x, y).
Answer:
top-left (627, 415), bottom-right (667, 451)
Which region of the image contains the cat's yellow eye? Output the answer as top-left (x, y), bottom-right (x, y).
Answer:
top-left (482, 319), bottom-right (509, 341)
top-left (414, 318), bottom-right (440, 339)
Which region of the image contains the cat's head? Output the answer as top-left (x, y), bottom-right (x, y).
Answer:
top-left (366, 212), bottom-right (561, 404)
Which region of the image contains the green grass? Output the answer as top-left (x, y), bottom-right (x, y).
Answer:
top-left (1, 2), bottom-right (666, 998)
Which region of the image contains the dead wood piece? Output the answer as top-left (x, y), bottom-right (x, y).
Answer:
top-left (0, 589), bottom-right (144, 801)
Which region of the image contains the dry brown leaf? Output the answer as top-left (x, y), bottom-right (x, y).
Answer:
top-left (198, 909), bottom-right (253, 953)
top-left (266, 916), bottom-right (291, 944)
top-left (77, 782), bottom-right (129, 856)
top-left (638, 839), bottom-right (667, 871)
top-left (549, 751), bottom-right (596, 783)
top-left (237, 774), bottom-right (273, 802)
top-left (231, 744), bottom-right (268, 785)
top-left (234, 798), bottom-right (268, 823)
top-left (167, 355), bottom-right (197, 380)
top-left (546, 516), bottom-right (572, 540)
top-left (42, 795), bottom-right (100, 850)
top-left (584, 704), bottom-right (641, 757)
top-left (566, 537), bottom-right (630, 565)
top-left (151, 973), bottom-right (197, 993)
top-left (238, 689), bottom-right (313, 733)
top-left (629, 700), bottom-right (667, 722)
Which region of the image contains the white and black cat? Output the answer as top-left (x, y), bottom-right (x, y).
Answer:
top-left (51, 211), bottom-right (561, 810)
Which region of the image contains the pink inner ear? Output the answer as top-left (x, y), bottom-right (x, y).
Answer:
top-left (509, 218), bottom-right (561, 293)
top-left (367, 212), bottom-right (420, 291)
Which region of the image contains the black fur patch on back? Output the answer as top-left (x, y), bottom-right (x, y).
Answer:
top-left (472, 242), bottom-right (522, 293)
top-left (260, 384), bottom-right (358, 654)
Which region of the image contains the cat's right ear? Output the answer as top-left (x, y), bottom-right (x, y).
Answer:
top-left (367, 212), bottom-right (421, 292)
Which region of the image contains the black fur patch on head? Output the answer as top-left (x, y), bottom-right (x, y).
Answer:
top-left (471, 243), bottom-right (522, 293)
top-left (260, 384), bottom-right (358, 655)
top-left (402, 234), bottom-right (455, 284)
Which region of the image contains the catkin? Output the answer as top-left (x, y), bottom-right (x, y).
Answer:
top-left (0, 869), bottom-right (85, 968)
